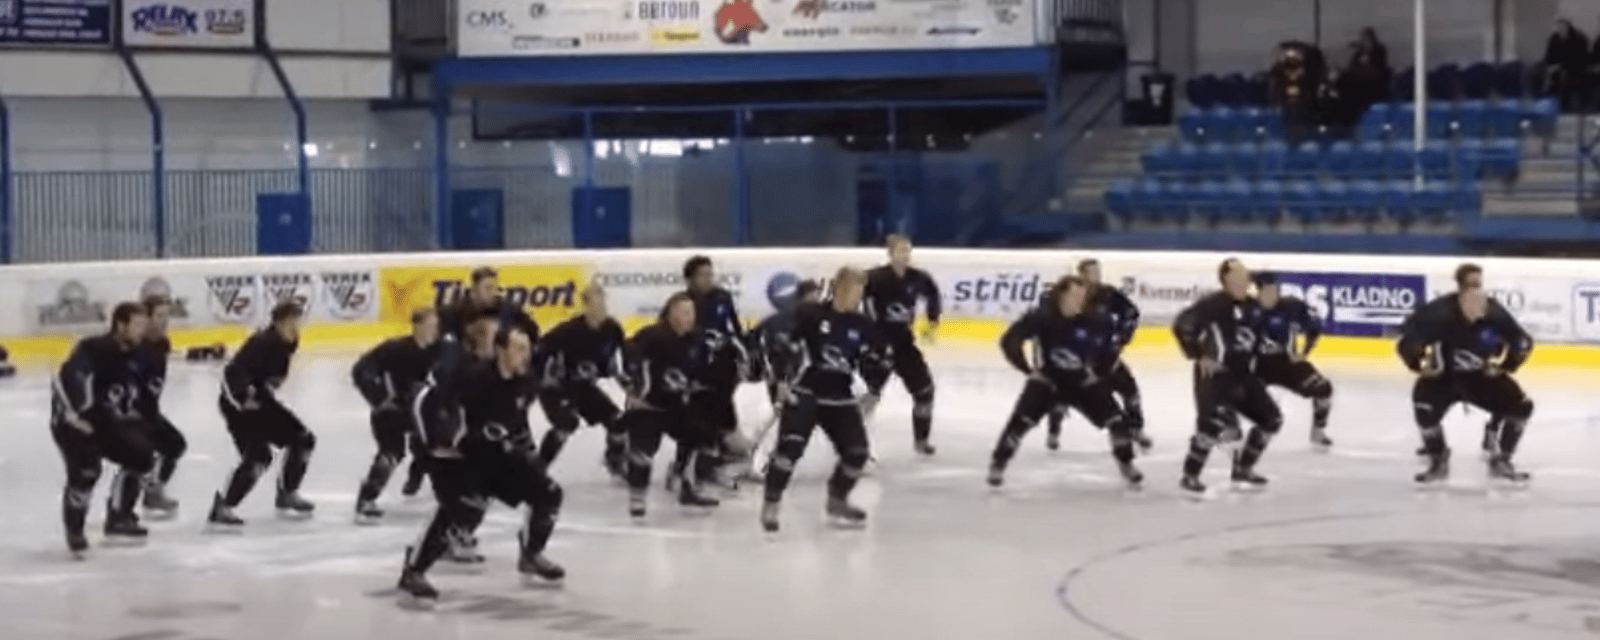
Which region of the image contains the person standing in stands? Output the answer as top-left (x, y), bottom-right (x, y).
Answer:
top-left (1271, 42), bottom-right (1327, 144)
top-left (1544, 19), bottom-right (1591, 112)
top-left (1338, 28), bottom-right (1391, 128)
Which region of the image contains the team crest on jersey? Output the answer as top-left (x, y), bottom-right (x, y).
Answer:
top-left (262, 273), bottom-right (313, 311)
top-left (320, 271), bottom-right (374, 320)
top-left (206, 274), bottom-right (259, 323)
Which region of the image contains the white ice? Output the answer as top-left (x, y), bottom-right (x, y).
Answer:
top-left (2, 341), bottom-right (1600, 640)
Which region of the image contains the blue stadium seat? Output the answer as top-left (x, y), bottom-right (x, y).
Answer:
top-left (1484, 138), bottom-right (1520, 178)
top-left (1175, 143), bottom-right (1203, 175)
top-left (1200, 141), bottom-right (1231, 178)
top-left (1106, 181), bottom-right (1136, 218)
top-left (1382, 143), bottom-right (1415, 178)
top-left (1155, 179), bottom-right (1189, 221)
top-left (1287, 140), bottom-right (1322, 175)
top-left (1461, 63), bottom-right (1495, 100)
top-left (1454, 99), bottom-right (1489, 137)
top-left (1360, 103), bottom-right (1393, 140)
top-left (1207, 106), bottom-right (1240, 140)
top-left (1349, 179), bottom-right (1384, 222)
top-left (1414, 181), bottom-right (1452, 221)
top-left (1228, 141), bottom-right (1260, 175)
top-left (1488, 103), bottom-right (1521, 137)
top-left (1193, 179), bottom-right (1227, 222)
top-left (1426, 102), bottom-right (1455, 139)
top-left (1383, 180), bottom-right (1416, 222)
top-left (1179, 107), bottom-right (1207, 141)
top-left (1258, 140), bottom-right (1289, 175)
top-left (1389, 103), bottom-right (1416, 138)
top-left (1356, 140), bottom-right (1388, 178)
top-left (1324, 140), bottom-right (1356, 176)
top-left (1142, 142), bottom-right (1175, 173)
top-left (1421, 141), bottom-right (1451, 178)
top-left (1285, 180), bottom-right (1319, 223)
top-left (1221, 179), bottom-right (1253, 222)
top-left (1251, 179), bottom-right (1284, 221)
top-left (1318, 180), bottom-right (1352, 222)
top-left (1134, 179), bottom-right (1167, 220)
top-left (1452, 180), bottom-right (1483, 214)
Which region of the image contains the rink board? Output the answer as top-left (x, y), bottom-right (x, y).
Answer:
top-left (2, 248), bottom-right (1598, 370)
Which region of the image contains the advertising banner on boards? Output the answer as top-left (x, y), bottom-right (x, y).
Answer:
top-left (122, 0), bottom-right (253, 48)
top-left (24, 274), bottom-right (202, 333)
top-left (1275, 271), bottom-right (1426, 337)
top-left (0, 0), bottom-right (113, 46)
top-left (457, 0), bottom-right (1037, 57)
top-left (378, 264), bottom-right (590, 329)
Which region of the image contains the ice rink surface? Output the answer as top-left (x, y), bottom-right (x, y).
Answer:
top-left (2, 342), bottom-right (1600, 640)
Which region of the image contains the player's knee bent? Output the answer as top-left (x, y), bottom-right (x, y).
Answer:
top-left (840, 447), bottom-right (870, 472)
top-left (294, 431), bottom-right (317, 453)
top-left (69, 464), bottom-right (102, 490)
top-left (1513, 398), bottom-right (1534, 420)
top-left (543, 481), bottom-right (564, 511)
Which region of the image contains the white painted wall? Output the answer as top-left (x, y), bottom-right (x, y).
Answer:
top-left (266, 0), bottom-right (390, 52)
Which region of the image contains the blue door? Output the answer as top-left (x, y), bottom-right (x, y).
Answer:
top-left (571, 186), bottom-right (631, 248)
top-left (256, 193), bottom-right (311, 255)
top-left (855, 176), bottom-right (889, 245)
top-left (450, 189), bottom-right (504, 250)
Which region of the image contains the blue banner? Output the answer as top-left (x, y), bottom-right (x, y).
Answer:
top-left (0, 0), bottom-right (113, 46)
top-left (1274, 271), bottom-right (1426, 337)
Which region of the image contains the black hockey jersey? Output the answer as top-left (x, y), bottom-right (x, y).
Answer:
top-left (863, 265), bottom-right (942, 338)
top-left (1086, 285), bottom-right (1140, 351)
top-left (53, 334), bottom-right (145, 428)
top-left (620, 323), bottom-right (709, 411)
top-left (352, 335), bottom-right (440, 409)
top-left (1255, 297), bottom-right (1322, 358)
top-left (1000, 307), bottom-right (1117, 387)
top-left (750, 306), bottom-right (805, 382)
top-left (536, 315), bottom-right (625, 388)
top-left (1397, 296), bottom-right (1533, 375)
top-left (132, 335), bottom-right (172, 418)
top-left (221, 328), bottom-right (298, 411)
top-left (411, 340), bottom-right (490, 449)
top-left (785, 302), bottom-right (890, 404)
top-left (689, 286), bottom-right (746, 365)
top-left (458, 361), bottom-right (541, 453)
top-left (1172, 292), bottom-right (1264, 372)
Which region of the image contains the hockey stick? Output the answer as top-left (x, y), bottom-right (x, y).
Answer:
top-left (744, 408), bottom-right (782, 477)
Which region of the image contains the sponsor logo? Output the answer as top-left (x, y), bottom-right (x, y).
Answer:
top-left (649, 27), bottom-right (700, 43)
top-left (430, 280), bottom-right (578, 310)
top-left (1119, 276), bottom-right (1211, 303)
top-left (380, 265), bottom-right (588, 325)
top-left (927, 26), bottom-right (979, 35)
top-left (138, 276), bottom-right (190, 320)
top-left (262, 273), bottom-right (314, 311)
top-left (1574, 284), bottom-right (1600, 341)
top-left (597, 271), bottom-right (741, 289)
top-left (1277, 272), bottom-right (1425, 337)
top-left (528, 1), bottom-right (546, 18)
top-left (849, 25), bottom-right (911, 36)
top-left (130, 3), bottom-right (198, 36)
top-left (37, 280), bottom-right (106, 327)
top-left (782, 26), bottom-right (840, 37)
top-left (793, 0), bottom-right (876, 19)
top-left (765, 271), bottom-right (833, 310)
top-left (947, 273), bottom-right (1049, 316)
top-left (466, 9), bottom-right (512, 28)
top-left (585, 30), bottom-right (640, 44)
top-left (206, 275), bottom-right (258, 323)
top-left (714, 0), bottom-right (766, 44)
top-left (203, 8), bottom-right (246, 34)
top-left (513, 34), bottom-right (581, 49)
top-left (636, 0), bottom-right (700, 20)
top-left (320, 272), bottom-right (375, 320)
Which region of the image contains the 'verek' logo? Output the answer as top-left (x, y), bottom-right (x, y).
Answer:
top-left (206, 275), bottom-right (257, 323)
top-left (262, 273), bottom-right (313, 310)
top-left (321, 272), bottom-right (375, 320)
top-left (714, 0), bottom-right (766, 44)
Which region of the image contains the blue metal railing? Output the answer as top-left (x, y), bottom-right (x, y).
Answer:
top-left (115, 48), bottom-right (166, 259)
top-left (0, 95), bottom-right (10, 265)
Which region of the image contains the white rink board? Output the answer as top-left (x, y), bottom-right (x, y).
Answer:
top-left (0, 248), bottom-right (1596, 345)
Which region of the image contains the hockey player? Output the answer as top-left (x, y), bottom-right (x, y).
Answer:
top-left (533, 283), bottom-right (626, 472)
top-left (134, 295), bottom-right (188, 518)
top-left (862, 235), bottom-right (942, 455)
top-left (750, 279), bottom-right (822, 407)
top-left (1044, 259), bottom-right (1149, 452)
top-left (1411, 263), bottom-right (1517, 457)
top-left (1398, 288), bottom-right (1534, 485)
top-left (350, 308), bottom-right (442, 524)
top-left (988, 276), bottom-right (1142, 489)
top-left (208, 301), bottom-right (315, 527)
top-left (397, 325), bottom-right (566, 602)
top-left (52, 302), bottom-right (158, 556)
top-left (1251, 273), bottom-right (1335, 450)
top-left (678, 256), bottom-right (750, 486)
top-left (760, 267), bottom-right (889, 532)
top-left (619, 292), bottom-right (722, 518)
top-left (1172, 258), bottom-right (1283, 495)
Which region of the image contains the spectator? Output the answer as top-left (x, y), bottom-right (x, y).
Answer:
top-left (1590, 19), bottom-right (1600, 110)
top-left (1543, 19), bottom-right (1590, 112)
top-left (1346, 28), bottom-right (1392, 106)
top-left (1270, 42), bottom-right (1328, 143)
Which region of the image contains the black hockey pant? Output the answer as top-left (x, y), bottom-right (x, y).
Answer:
top-left (1048, 358), bottom-right (1142, 435)
top-left (357, 408), bottom-right (416, 504)
top-left (1255, 355), bottom-right (1333, 431)
top-left (762, 394), bottom-right (871, 504)
top-left (625, 407), bottom-right (719, 493)
top-left (885, 330), bottom-right (936, 443)
top-left (994, 377), bottom-right (1135, 466)
top-left (219, 398), bottom-right (316, 507)
top-left (1183, 367), bottom-right (1283, 478)
top-left (537, 383), bottom-right (623, 466)
top-left (144, 413), bottom-right (188, 488)
top-left (54, 418), bottom-right (156, 536)
top-left (1413, 373), bottom-right (1533, 458)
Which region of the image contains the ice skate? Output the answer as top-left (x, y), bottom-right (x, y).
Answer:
top-left (985, 461), bottom-right (1005, 488)
top-left (275, 491), bottom-right (315, 519)
top-left (206, 493), bottom-right (245, 530)
top-left (913, 439), bottom-right (936, 457)
top-left (1230, 467), bottom-right (1269, 492)
top-left (354, 500), bottom-right (384, 526)
top-left (103, 512), bottom-right (149, 545)
top-left (1488, 456), bottom-right (1530, 487)
top-left (759, 501), bottom-right (781, 533)
top-left (518, 553), bottom-right (566, 583)
top-left (1310, 427), bottom-right (1333, 452)
top-left (1414, 449), bottom-right (1450, 486)
top-left (397, 546), bottom-right (439, 605)
top-left (628, 492), bottom-right (647, 519)
top-left (1117, 461), bottom-right (1144, 490)
top-left (1180, 475), bottom-right (1207, 499)
top-left (66, 532), bottom-right (89, 560)
top-left (677, 478), bottom-right (720, 508)
top-left (142, 484), bottom-right (179, 519)
top-left (1045, 432), bottom-right (1061, 451)
top-left (825, 497), bottom-right (867, 528)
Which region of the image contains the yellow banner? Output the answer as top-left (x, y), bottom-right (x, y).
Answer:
top-left (379, 264), bottom-right (591, 328)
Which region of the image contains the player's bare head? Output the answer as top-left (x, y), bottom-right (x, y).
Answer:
top-left (1076, 259), bottom-right (1102, 284)
top-left (832, 267), bottom-right (867, 309)
top-left (1459, 288), bottom-right (1489, 321)
top-left (270, 301), bottom-right (305, 339)
top-left (1219, 258), bottom-right (1251, 298)
top-left (1053, 276), bottom-right (1088, 316)
top-left (465, 309), bottom-right (499, 353)
top-left (410, 307), bottom-right (440, 344)
top-left (141, 294), bottom-right (172, 335)
top-left (662, 292), bottom-right (696, 335)
top-left (1454, 263), bottom-right (1484, 291)
top-left (111, 302), bottom-right (149, 342)
top-left (469, 267), bottom-right (500, 303)
top-left (796, 279), bottom-right (823, 305)
top-left (582, 282), bottom-right (609, 319)
top-left (495, 328), bottom-right (533, 373)
top-left (684, 255), bottom-right (714, 293)
top-left (1252, 272), bottom-right (1280, 307)
top-left (886, 234), bottom-right (912, 267)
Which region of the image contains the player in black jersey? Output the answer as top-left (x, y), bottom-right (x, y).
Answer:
top-left (1044, 259), bottom-right (1150, 452)
top-left (678, 256), bottom-right (751, 487)
top-left (134, 295), bottom-right (187, 518)
top-left (208, 301), bottom-right (315, 528)
top-left (751, 279), bottom-right (822, 408)
top-left (760, 267), bottom-right (889, 532)
top-left (862, 235), bottom-right (942, 456)
top-left (1398, 288), bottom-right (1535, 485)
top-left (534, 283), bottom-right (626, 471)
top-left (619, 293), bottom-right (722, 518)
top-left (1172, 259), bottom-right (1283, 496)
top-left (1250, 273), bottom-right (1335, 450)
top-left (1410, 263), bottom-right (1518, 458)
top-left (988, 276), bottom-right (1144, 489)
top-left (350, 308), bottom-right (441, 524)
top-left (52, 302), bottom-right (158, 556)
top-left (399, 323), bottom-right (566, 602)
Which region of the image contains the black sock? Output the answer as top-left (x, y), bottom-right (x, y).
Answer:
top-left (1183, 434), bottom-right (1212, 478)
top-left (280, 446), bottom-right (312, 496)
top-left (63, 486), bottom-right (90, 536)
top-left (223, 462), bottom-right (264, 506)
top-left (109, 469), bottom-right (143, 517)
top-left (357, 454), bottom-right (399, 503)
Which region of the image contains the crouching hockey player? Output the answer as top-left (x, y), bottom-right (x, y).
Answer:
top-left (351, 308), bottom-right (441, 524)
top-left (1045, 259), bottom-right (1150, 453)
top-left (1173, 259), bottom-right (1283, 496)
top-left (987, 276), bottom-right (1143, 490)
top-left (399, 321), bottom-right (565, 602)
top-left (760, 268), bottom-right (888, 532)
top-left (619, 293), bottom-right (723, 518)
top-left (134, 295), bottom-right (188, 519)
top-left (1398, 288), bottom-right (1534, 487)
top-left (52, 303), bottom-right (159, 556)
top-left (1251, 273), bottom-right (1335, 450)
top-left (534, 283), bottom-right (626, 474)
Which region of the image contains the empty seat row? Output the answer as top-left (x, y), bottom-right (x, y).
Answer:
top-left (1179, 98), bottom-right (1557, 142)
top-left (1142, 139), bottom-right (1520, 179)
top-left (1106, 178), bottom-right (1480, 224)
top-left (1187, 61), bottom-right (1537, 108)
